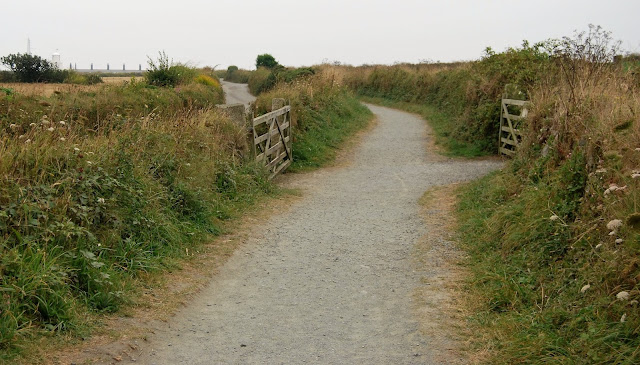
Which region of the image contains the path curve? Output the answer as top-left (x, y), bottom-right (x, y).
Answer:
top-left (133, 105), bottom-right (502, 364)
top-left (220, 80), bottom-right (256, 108)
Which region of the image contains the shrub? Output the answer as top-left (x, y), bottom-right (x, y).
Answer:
top-left (256, 54), bottom-right (278, 69)
top-left (194, 74), bottom-right (221, 88)
top-left (0, 70), bottom-right (15, 82)
top-left (1, 53), bottom-right (69, 83)
top-left (145, 51), bottom-right (196, 87)
top-left (63, 71), bottom-right (103, 85)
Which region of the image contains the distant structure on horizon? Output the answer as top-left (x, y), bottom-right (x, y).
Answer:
top-left (52, 51), bottom-right (62, 69)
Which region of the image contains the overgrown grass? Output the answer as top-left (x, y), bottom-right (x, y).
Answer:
top-left (0, 67), bottom-right (372, 362)
top-left (454, 27), bottom-right (640, 364)
top-left (255, 76), bottom-right (373, 170)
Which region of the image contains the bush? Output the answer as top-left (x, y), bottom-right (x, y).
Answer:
top-left (223, 66), bottom-right (251, 83)
top-left (0, 70), bottom-right (15, 82)
top-left (256, 54), bottom-right (278, 69)
top-left (0, 53), bottom-right (68, 83)
top-left (145, 51), bottom-right (196, 87)
top-left (63, 71), bottom-right (103, 85)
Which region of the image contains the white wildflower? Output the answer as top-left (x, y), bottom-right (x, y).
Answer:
top-left (609, 231), bottom-right (617, 236)
top-left (25, 139), bottom-right (31, 143)
top-left (550, 215), bottom-right (559, 221)
top-left (29, 123), bottom-right (36, 127)
top-left (615, 238), bottom-right (623, 244)
top-left (58, 121), bottom-right (66, 126)
top-left (18, 135), bottom-right (25, 139)
top-left (595, 168), bottom-right (607, 174)
top-left (621, 313), bottom-right (627, 323)
top-left (185, 163), bottom-right (191, 167)
top-left (632, 173), bottom-right (640, 179)
top-left (87, 161), bottom-right (93, 165)
top-left (607, 219), bottom-right (623, 231)
top-left (74, 147), bottom-right (80, 152)
top-left (59, 137), bottom-right (66, 141)
top-left (595, 243), bottom-right (603, 250)
top-left (581, 284), bottom-right (591, 293)
top-left (41, 119), bottom-right (50, 125)
top-left (617, 291), bottom-right (630, 301)
top-left (97, 197), bottom-right (105, 204)
top-left (9, 123), bottom-right (17, 129)
top-left (47, 127), bottom-right (55, 132)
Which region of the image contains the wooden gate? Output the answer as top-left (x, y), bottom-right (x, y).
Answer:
top-left (499, 98), bottom-right (529, 157)
top-left (252, 105), bottom-right (292, 179)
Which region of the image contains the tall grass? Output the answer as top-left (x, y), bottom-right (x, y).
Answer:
top-left (455, 28), bottom-right (640, 363)
top-left (0, 66), bottom-right (373, 361)
top-left (0, 76), bottom-right (267, 359)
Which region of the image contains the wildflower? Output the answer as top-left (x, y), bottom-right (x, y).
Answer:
top-left (550, 215), bottom-right (559, 221)
top-left (25, 139), bottom-right (31, 143)
top-left (580, 284), bottom-right (591, 293)
top-left (595, 243), bottom-right (603, 250)
top-left (632, 173), bottom-right (640, 179)
top-left (621, 314), bottom-right (627, 323)
top-left (609, 231), bottom-right (617, 236)
top-left (58, 121), bottom-right (66, 126)
top-left (87, 161), bottom-right (93, 165)
top-left (74, 147), bottom-right (80, 152)
top-left (18, 135), bottom-right (25, 139)
top-left (185, 163), bottom-right (191, 167)
top-left (607, 219), bottom-right (623, 231)
top-left (29, 123), bottom-right (36, 127)
top-left (47, 127), bottom-right (55, 132)
top-left (9, 123), bottom-right (17, 129)
top-left (59, 137), bottom-right (66, 141)
top-left (41, 119), bottom-right (50, 125)
top-left (617, 291), bottom-right (630, 301)
top-left (595, 168), bottom-right (607, 174)
top-left (97, 197), bottom-right (105, 204)
top-left (615, 238), bottom-right (623, 244)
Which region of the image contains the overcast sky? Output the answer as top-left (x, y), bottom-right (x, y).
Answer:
top-left (1, 0), bottom-right (639, 71)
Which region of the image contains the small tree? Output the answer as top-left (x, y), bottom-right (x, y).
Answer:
top-left (256, 54), bottom-right (278, 69)
top-left (1, 53), bottom-right (59, 83)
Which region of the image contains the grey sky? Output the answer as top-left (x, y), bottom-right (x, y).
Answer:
top-left (1, 0), bottom-right (639, 71)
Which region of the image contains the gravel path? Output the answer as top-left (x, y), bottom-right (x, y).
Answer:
top-left (220, 80), bottom-right (256, 108)
top-left (133, 104), bottom-right (502, 364)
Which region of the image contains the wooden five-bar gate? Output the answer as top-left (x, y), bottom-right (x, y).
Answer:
top-left (252, 102), bottom-right (292, 179)
top-left (499, 98), bottom-right (529, 157)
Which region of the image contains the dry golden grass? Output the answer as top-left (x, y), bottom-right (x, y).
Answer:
top-left (0, 82), bottom-right (99, 97)
top-left (102, 76), bottom-right (144, 84)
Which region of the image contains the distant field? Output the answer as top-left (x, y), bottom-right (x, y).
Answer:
top-left (102, 76), bottom-right (144, 84)
top-left (0, 76), bottom-right (144, 96)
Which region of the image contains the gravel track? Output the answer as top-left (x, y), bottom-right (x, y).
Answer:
top-left (220, 80), bottom-right (256, 107)
top-left (132, 104), bottom-right (502, 364)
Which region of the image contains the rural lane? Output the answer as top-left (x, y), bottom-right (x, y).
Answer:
top-left (220, 80), bottom-right (255, 107)
top-left (131, 102), bottom-right (502, 364)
